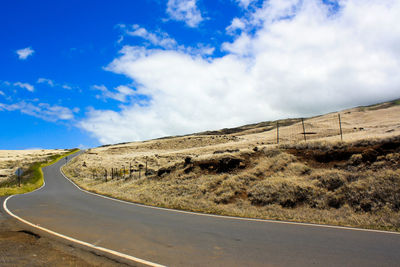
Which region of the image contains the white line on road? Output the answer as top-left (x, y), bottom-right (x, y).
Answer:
top-left (60, 163), bottom-right (400, 236)
top-left (3, 157), bottom-right (165, 267)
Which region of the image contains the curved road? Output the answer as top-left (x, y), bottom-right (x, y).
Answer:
top-left (3, 152), bottom-right (400, 266)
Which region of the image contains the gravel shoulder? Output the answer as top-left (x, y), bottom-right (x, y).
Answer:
top-left (0, 197), bottom-right (130, 267)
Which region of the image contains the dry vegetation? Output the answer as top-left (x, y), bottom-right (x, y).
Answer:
top-left (0, 149), bottom-right (69, 183)
top-left (63, 101), bottom-right (400, 231)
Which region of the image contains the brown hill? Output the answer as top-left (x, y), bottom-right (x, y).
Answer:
top-left (63, 100), bottom-right (400, 231)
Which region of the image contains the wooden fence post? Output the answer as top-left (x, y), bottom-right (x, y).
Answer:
top-left (338, 113), bottom-right (343, 141)
top-left (104, 169), bottom-right (107, 182)
top-left (301, 118), bottom-right (307, 141)
top-left (145, 157), bottom-right (148, 176)
top-left (276, 121), bottom-right (280, 144)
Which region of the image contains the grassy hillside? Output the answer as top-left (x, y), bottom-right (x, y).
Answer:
top-left (63, 101), bottom-right (400, 231)
top-left (0, 149), bottom-right (79, 196)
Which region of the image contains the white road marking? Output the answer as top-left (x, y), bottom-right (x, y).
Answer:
top-left (4, 151), bottom-right (399, 267)
top-left (60, 163), bottom-right (400, 236)
top-left (3, 155), bottom-right (165, 267)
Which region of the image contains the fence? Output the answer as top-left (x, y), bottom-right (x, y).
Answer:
top-left (90, 158), bottom-right (149, 182)
top-left (273, 109), bottom-right (389, 144)
top-left (276, 113), bottom-right (344, 144)
top-left (83, 106), bottom-right (400, 182)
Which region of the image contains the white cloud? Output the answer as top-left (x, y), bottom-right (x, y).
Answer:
top-left (37, 78), bottom-right (72, 90)
top-left (16, 47), bottom-right (35, 60)
top-left (78, 144), bottom-right (88, 149)
top-left (166, 0), bottom-right (203, 27)
top-left (0, 101), bottom-right (77, 122)
top-left (235, 0), bottom-right (257, 9)
top-left (80, 0), bottom-right (400, 144)
top-left (226, 18), bottom-right (246, 34)
top-left (93, 84), bottom-right (135, 102)
top-left (121, 24), bottom-right (214, 56)
top-left (126, 24), bottom-right (177, 49)
top-left (37, 78), bottom-right (55, 87)
top-left (13, 82), bottom-right (34, 92)
top-left (0, 90), bottom-right (4, 96)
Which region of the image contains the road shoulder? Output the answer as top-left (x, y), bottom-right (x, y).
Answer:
top-left (0, 196), bottom-right (130, 267)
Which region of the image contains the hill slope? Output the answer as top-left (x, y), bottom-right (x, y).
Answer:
top-left (63, 100), bottom-right (400, 231)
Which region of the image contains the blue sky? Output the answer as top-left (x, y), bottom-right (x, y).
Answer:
top-left (1, 0), bottom-right (399, 149)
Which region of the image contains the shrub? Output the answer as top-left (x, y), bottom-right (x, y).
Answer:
top-left (348, 154), bottom-right (362, 166)
top-left (248, 179), bottom-right (318, 208)
top-left (313, 171), bottom-right (345, 191)
top-left (340, 171), bottom-right (400, 212)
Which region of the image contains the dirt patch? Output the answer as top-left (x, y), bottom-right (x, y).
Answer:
top-left (196, 157), bottom-right (244, 173)
top-left (284, 136), bottom-right (400, 167)
top-left (0, 201), bottom-right (131, 267)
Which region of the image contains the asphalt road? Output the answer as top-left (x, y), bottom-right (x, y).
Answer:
top-left (4, 152), bottom-right (400, 266)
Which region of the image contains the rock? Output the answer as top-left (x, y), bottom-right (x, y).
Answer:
top-left (184, 156), bottom-right (192, 165)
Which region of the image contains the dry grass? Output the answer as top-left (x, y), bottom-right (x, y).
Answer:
top-left (0, 149), bottom-right (69, 182)
top-left (0, 149), bottom-right (77, 196)
top-left (63, 102), bottom-right (400, 231)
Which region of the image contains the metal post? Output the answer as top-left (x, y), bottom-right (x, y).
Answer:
top-left (301, 118), bottom-right (307, 141)
top-left (129, 163), bottom-right (132, 178)
top-left (338, 113), bottom-right (343, 141)
top-left (145, 157), bottom-right (148, 176)
top-left (17, 168), bottom-right (21, 187)
top-left (276, 121), bottom-right (280, 144)
top-left (105, 169), bottom-right (107, 182)
top-left (111, 168), bottom-right (114, 180)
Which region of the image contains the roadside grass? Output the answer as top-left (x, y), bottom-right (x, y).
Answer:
top-left (61, 102), bottom-right (400, 232)
top-left (0, 149), bottom-right (79, 196)
top-left (63, 136), bottom-right (400, 232)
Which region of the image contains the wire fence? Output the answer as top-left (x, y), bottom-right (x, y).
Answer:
top-left (81, 107), bottom-right (400, 182)
top-left (277, 113), bottom-right (344, 144)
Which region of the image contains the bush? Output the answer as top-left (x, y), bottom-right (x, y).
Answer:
top-left (313, 171), bottom-right (345, 191)
top-left (348, 154), bottom-right (362, 166)
top-left (248, 179), bottom-right (319, 208)
top-left (339, 171), bottom-right (400, 212)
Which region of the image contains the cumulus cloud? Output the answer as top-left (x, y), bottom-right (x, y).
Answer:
top-left (0, 101), bottom-right (77, 122)
top-left (166, 0), bottom-right (203, 27)
top-left (80, 0), bottom-right (400, 144)
top-left (13, 82), bottom-right (34, 92)
top-left (226, 18), bottom-right (246, 34)
top-left (93, 84), bottom-right (136, 102)
top-left (16, 47), bottom-right (35, 60)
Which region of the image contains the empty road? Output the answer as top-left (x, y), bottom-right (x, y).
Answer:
top-left (4, 151), bottom-right (400, 266)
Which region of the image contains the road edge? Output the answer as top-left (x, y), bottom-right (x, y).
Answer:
top-left (60, 162), bottom-right (400, 236)
top-left (3, 151), bottom-right (166, 267)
